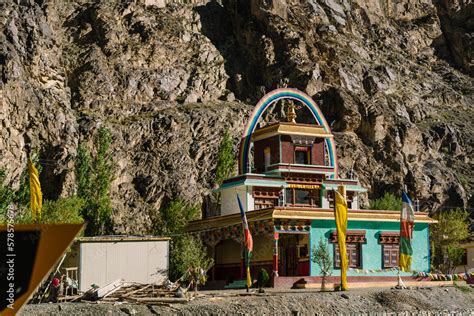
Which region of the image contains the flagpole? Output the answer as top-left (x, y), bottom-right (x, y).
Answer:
top-left (245, 250), bottom-right (249, 293)
top-left (236, 191), bottom-right (253, 293)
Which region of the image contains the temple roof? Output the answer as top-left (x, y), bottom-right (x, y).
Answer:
top-left (187, 207), bottom-right (436, 232)
top-left (251, 122), bottom-right (333, 142)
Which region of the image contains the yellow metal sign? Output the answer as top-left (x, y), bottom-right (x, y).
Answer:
top-left (288, 184), bottom-right (320, 189)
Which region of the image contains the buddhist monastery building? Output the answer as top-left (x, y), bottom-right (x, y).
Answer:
top-left (187, 88), bottom-right (435, 289)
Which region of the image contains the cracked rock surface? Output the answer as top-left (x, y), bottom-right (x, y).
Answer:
top-left (1, 0), bottom-right (473, 233)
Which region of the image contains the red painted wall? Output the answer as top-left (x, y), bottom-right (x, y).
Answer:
top-left (254, 136), bottom-right (280, 172)
top-left (281, 135), bottom-right (294, 164)
top-left (311, 138), bottom-right (325, 165)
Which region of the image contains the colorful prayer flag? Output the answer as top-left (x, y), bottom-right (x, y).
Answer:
top-left (399, 192), bottom-right (415, 272)
top-left (28, 157), bottom-right (42, 221)
top-left (237, 194), bottom-right (253, 252)
top-left (237, 193), bottom-right (253, 289)
top-left (334, 188), bottom-right (348, 291)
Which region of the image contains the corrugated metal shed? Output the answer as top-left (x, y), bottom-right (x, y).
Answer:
top-left (73, 236), bottom-right (170, 292)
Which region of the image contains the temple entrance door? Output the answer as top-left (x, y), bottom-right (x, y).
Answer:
top-left (278, 234), bottom-right (298, 276)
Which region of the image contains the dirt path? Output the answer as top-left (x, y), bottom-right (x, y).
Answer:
top-left (19, 286), bottom-right (474, 315)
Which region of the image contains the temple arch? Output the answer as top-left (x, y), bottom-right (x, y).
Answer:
top-left (238, 88), bottom-right (338, 178)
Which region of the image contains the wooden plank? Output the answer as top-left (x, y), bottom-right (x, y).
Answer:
top-left (123, 284), bottom-right (153, 297)
top-left (95, 279), bottom-right (123, 299)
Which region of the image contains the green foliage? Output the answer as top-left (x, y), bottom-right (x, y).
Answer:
top-left (312, 238), bottom-right (333, 291)
top-left (75, 127), bottom-right (114, 236)
top-left (0, 168), bottom-right (15, 220)
top-left (454, 283), bottom-right (472, 293)
top-left (312, 238), bottom-right (333, 277)
top-left (153, 198), bottom-right (213, 286)
top-left (257, 268), bottom-right (270, 289)
top-left (369, 192), bottom-right (402, 211)
top-left (214, 130), bottom-right (236, 186)
top-left (430, 209), bottom-right (469, 274)
top-left (41, 197), bottom-right (84, 224)
top-left (76, 144), bottom-right (91, 198)
top-left (0, 166), bottom-right (84, 224)
top-left (157, 198), bottom-right (200, 235)
top-left (170, 235), bottom-right (214, 287)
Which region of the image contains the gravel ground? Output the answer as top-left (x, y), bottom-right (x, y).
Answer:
top-left (19, 286), bottom-right (474, 315)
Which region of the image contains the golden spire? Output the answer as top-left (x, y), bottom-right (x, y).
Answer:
top-left (285, 99), bottom-right (297, 123)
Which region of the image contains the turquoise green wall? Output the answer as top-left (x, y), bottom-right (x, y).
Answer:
top-left (310, 220), bottom-right (430, 277)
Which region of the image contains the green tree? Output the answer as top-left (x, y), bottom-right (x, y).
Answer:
top-left (171, 235), bottom-right (214, 293)
top-left (369, 192), bottom-right (402, 211)
top-left (312, 237), bottom-right (333, 291)
top-left (214, 130), bottom-right (236, 186)
top-left (430, 209), bottom-right (469, 274)
top-left (153, 198), bottom-right (213, 287)
top-left (158, 198), bottom-right (199, 235)
top-left (75, 127), bottom-right (114, 236)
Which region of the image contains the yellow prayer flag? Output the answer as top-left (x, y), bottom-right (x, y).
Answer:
top-left (28, 157), bottom-right (42, 221)
top-left (334, 188), bottom-right (348, 291)
top-left (246, 266), bottom-right (252, 288)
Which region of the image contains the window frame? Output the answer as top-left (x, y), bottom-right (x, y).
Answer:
top-left (334, 243), bottom-right (362, 269)
top-left (294, 146), bottom-right (311, 165)
top-left (285, 188), bottom-right (321, 207)
top-left (382, 244), bottom-right (399, 268)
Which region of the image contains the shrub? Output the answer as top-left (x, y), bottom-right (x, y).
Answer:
top-left (369, 192), bottom-right (402, 211)
top-left (257, 268), bottom-right (270, 289)
top-left (312, 237), bottom-right (333, 291)
top-left (170, 235), bottom-right (214, 291)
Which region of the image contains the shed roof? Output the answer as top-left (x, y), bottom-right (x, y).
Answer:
top-left (77, 235), bottom-right (171, 243)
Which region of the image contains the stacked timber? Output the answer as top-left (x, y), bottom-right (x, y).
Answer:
top-left (61, 279), bottom-right (189, 304)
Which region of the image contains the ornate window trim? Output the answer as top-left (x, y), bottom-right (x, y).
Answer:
top-left (379, 232), bottom-right (400, 244)
top-left (330, 230), bottom-right (366, 243)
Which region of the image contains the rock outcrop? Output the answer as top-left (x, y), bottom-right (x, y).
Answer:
top-left (1, 0), bottom-right (473, 233)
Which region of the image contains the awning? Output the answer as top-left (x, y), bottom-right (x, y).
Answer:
top-left (322, 183), bottom-right (367, 192)
top-left (218, 178), bottom-right (288, 191)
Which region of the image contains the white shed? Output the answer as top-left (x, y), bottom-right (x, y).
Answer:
top-left (64, 236), bottom-right (170, 292)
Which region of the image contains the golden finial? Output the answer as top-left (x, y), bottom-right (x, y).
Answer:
top-left (285, 99), bottom-right (297, 123)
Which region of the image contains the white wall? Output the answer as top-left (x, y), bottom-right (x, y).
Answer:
top-left (247, 187), bottom-right (255, 211)
top-left (352, 195), bottom-right (359, 209)
top-left (220, 185), bottom-right (251, 215)
top-left (79, 240), bottom-right (169, 291)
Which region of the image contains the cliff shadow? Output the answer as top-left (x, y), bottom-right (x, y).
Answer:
top-left (195, 1), bottom-right (254, 101)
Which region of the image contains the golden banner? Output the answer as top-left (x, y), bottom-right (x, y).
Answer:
top-left (288, 184), bottom-right (320, 189)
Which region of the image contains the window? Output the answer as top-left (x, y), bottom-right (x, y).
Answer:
top-left (253, 187), bottom-right (279, 210)
top-left (264, 147), bottom-right (271, 170)
top-left (331, 230), bottom-right (366, 269)
top-left (327, 191), bottom-right (354, 209)
top-left (285, 188), bottom-right (293, 205)
top-left (383, 244), bottom-right (399, 268)
top-left (294, 147), bottom-right (310, 164)
top-left (334, 243), bottom-right (361, 268)
top-left (285, 188), bottom-right (320, 206)
top-left (379, 232), bottom-right (400, 268)
top-left (295, 189), bottom-right (310, 204)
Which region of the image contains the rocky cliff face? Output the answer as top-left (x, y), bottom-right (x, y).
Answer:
top-left (1, 0), bottom-right (473, 233)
